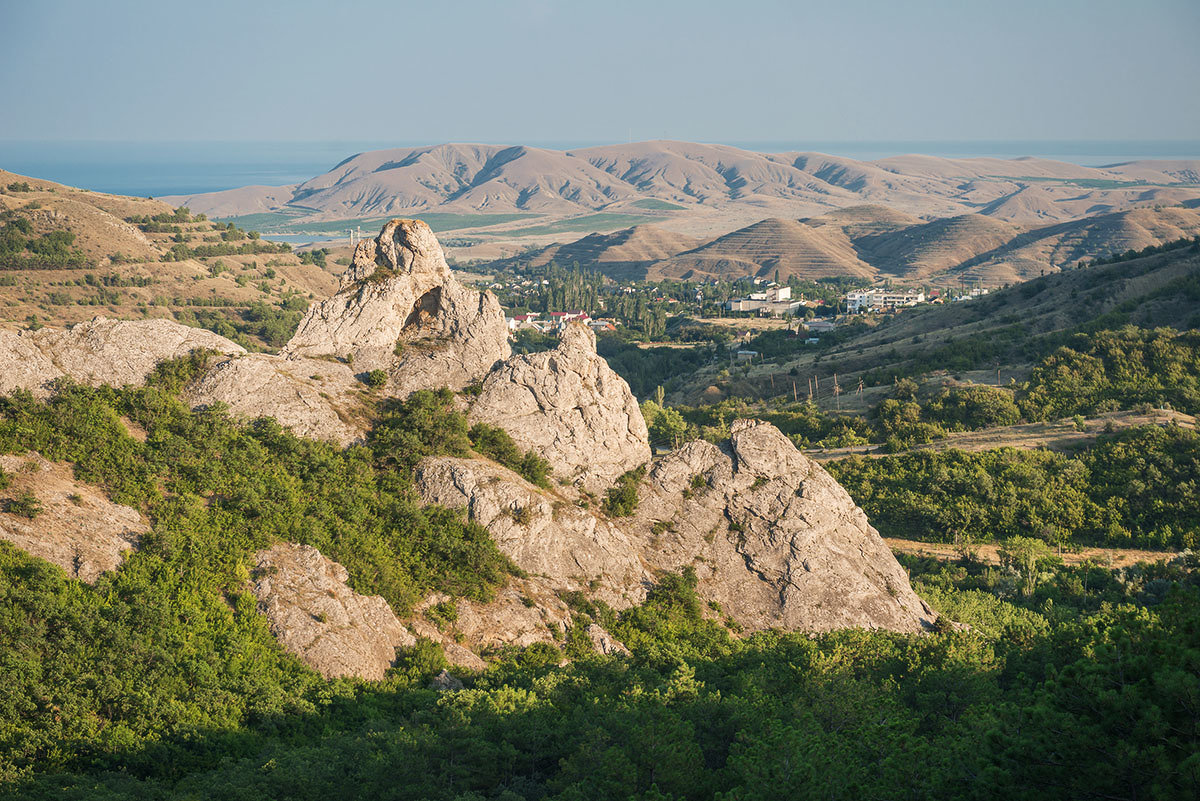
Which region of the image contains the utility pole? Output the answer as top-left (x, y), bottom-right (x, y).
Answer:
top-left (792, 380), bottom-right (798, 402)
top-left (833, 373), bottom-right (842, 411)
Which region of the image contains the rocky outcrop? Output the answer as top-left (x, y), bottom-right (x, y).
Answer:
top-left (469, 323), bottom-right (651, 494)
top-left (251, 543), bottom-right (416, 680)
top-left (415, 456), bottom-right (650, 605)
top-left (0, 317), bottom-right (244, 397)
top-left (416, 419), bottom-right (936, 636)
top-left (632, 420), bottom-right (935, 633)
top-left (283, 219), bottom-right (510, 391)
top-left (187, 354), bottom-right (368, 447)
top-left (413, 581), bottom-right (572, 657)
top-left (586, 624), bottom-right (630, 656)
top-left (0, 452), bottom-right (147, 582)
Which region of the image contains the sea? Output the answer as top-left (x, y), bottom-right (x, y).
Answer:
top-left (2, 139), bottom-right (1198, 200)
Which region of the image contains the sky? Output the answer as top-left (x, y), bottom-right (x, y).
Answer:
top-left (1, 0), bottom-right (1198, 144)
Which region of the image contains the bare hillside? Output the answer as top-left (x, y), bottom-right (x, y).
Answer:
top-left (647, 218), bottom-right (875, 281)
top-left (161, 142), bottom-right (1200, 234)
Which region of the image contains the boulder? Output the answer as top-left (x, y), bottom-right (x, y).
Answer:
top-left (0, 452), bottom-right (147, 582)
top-left (633, 419), bottom-right (936, 633)
top-left (0, 317), bottom-right (244, 397)
top-left (469, 323), bottom-right (651, 494)
top-left (251, 543), bottom-right (416, 680)
top-left (283, 219), bottom-right (510, 390)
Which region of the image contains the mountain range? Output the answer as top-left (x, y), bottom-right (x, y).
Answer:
top-left (162, 141), bottom-right (1200, 230)
top-left (486, 204), bottom-right (1200, 285)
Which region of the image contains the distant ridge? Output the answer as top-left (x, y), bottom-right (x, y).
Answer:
top-left (477, 203), bottom-right (1200, 286)
top-left (160, 141), bottom-right (1200, 228)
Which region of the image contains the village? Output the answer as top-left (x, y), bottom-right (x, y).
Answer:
top-left (492, 271), bottom-right (990, 353)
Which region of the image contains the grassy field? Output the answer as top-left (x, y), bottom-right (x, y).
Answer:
top-left (630, 198), bottom-right (686, 210)
top-left (490, 213), bottom-right (656, 238)
top-left (217, 212), bottom-right (541, 235)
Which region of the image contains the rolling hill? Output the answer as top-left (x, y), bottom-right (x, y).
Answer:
top-left (161, 141), bottom-right (1200, 235)
top-left (853, 214), bottom-right (1025, 278)
top-left (478, 203), bottom-right (1200, 287)
top-left (499, 224), bottom-right (703, 280)
top-left (0, 170), bottom-right (338, 346)
top-left (646, 218), bottom-right (875, 282)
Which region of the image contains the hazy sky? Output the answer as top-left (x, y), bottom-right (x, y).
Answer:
top-left (2, 0), bottom-right (1198, 143)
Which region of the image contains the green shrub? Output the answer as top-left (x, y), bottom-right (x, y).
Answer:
top-left (4, 491), bottom-right (42, 519)
top-left (603, 465), bottom-right (646, 517)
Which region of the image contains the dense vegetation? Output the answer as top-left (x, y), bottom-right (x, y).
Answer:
top-left (0, 213), bottom-right (87, 270)
top-left (829, 424), bottom-right (1200, 550)
top-left (1, 534), bottom-right (1196, 799)
top-left (173, 296), bottom-right (310, 350)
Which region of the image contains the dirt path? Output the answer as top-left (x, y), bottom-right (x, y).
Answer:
top-left (885, 537), bottom-right (1176, 568)
top-left (807, 409), bottom-right (1194, 463)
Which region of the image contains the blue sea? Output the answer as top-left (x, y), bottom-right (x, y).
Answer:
top-left (2, 140), bottom-right (1198, 199)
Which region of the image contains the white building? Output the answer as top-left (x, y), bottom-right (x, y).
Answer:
top-left (845, 289), bottom-right (926, 312)
top-left (725, 285), bottom-right (802, 316)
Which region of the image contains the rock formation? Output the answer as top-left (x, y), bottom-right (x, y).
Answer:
top-left (416, 419), bottom-right (935, 636)
top-left (187, 354), bottom-right (368, 446)
top-left (0, 317), bottom-right (244, 397)
top-left (632, 420), bottom-right (934, 633)
top-left (469, 323), bottom-right (651, 494)
top-left (283, 218), bottom-right (510, 392)
top-left (415, 456), bottom-right (650, 605)
top-left (0, 217), bottom-right (940, 681)
top-left (250, 543), bottom-right (417, 680)
top-left (0, 452), bottom-right (147, 582)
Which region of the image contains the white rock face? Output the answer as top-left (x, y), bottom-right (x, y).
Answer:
top-left (283, 219), bottom-right (510, 389)
top-left (416, 419), bottom-right (936, 636)
top-left (251, 543), bottom-right (417, 680)
top-left (0, 317), bottom-right (244, 397)
top-left (415, 456), bottom-right (651, 606)
top-left (634, 420), bottom-right (936, 633)
top-left (187, 354), bottom-right (368, 446)
top-left (0, 452), bottom-right (147, 583)
top-left (469, 323), bottom-right (652, 494)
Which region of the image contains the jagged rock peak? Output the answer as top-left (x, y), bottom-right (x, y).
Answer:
top-left (340, 218), bottom-right (452, 289)
top-left (283, 219), bottom-right (510, 384)
top-left (469, 321), bottom-right (651, 493)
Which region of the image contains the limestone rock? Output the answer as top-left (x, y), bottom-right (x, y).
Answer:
top-left (251, 543), bottom-right (416, 680)
top-left (187, 354), bottom-right (368, 446)
top-left (468, 323), bottom-right (651, 493)
top-left (419, 419), bottom-right (935, 638)
top-left (429, 670), bottom-right (464, 692)
top-left (0, 317), bottom-right (244, 397)
top-left (586, 623), bottom-right (630, 656)
top-left (633, 419), bottom-right (936, 633)
top-left (414, 456), bottom-right (650, 606)
top-left (283, 219), bottom-right (510, 389)
top-left (0, 452), bottom-right (147, 582)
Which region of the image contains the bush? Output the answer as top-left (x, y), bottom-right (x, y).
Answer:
top-left (4, 491), bottom-right (42, 519)
top-left (603, 465), bottom-right (646, 517)
top-left (365, 369), bottom-right (388, 389)
top-left (468, 423), bottom-right (551, 488)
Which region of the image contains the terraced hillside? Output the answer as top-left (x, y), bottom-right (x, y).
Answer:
top-left (0, 170), bottom-right (338, 349)
top-left (646, 217), bottom-right (876, 281)
top-left (854, 214), bottom-right (1025, 278)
